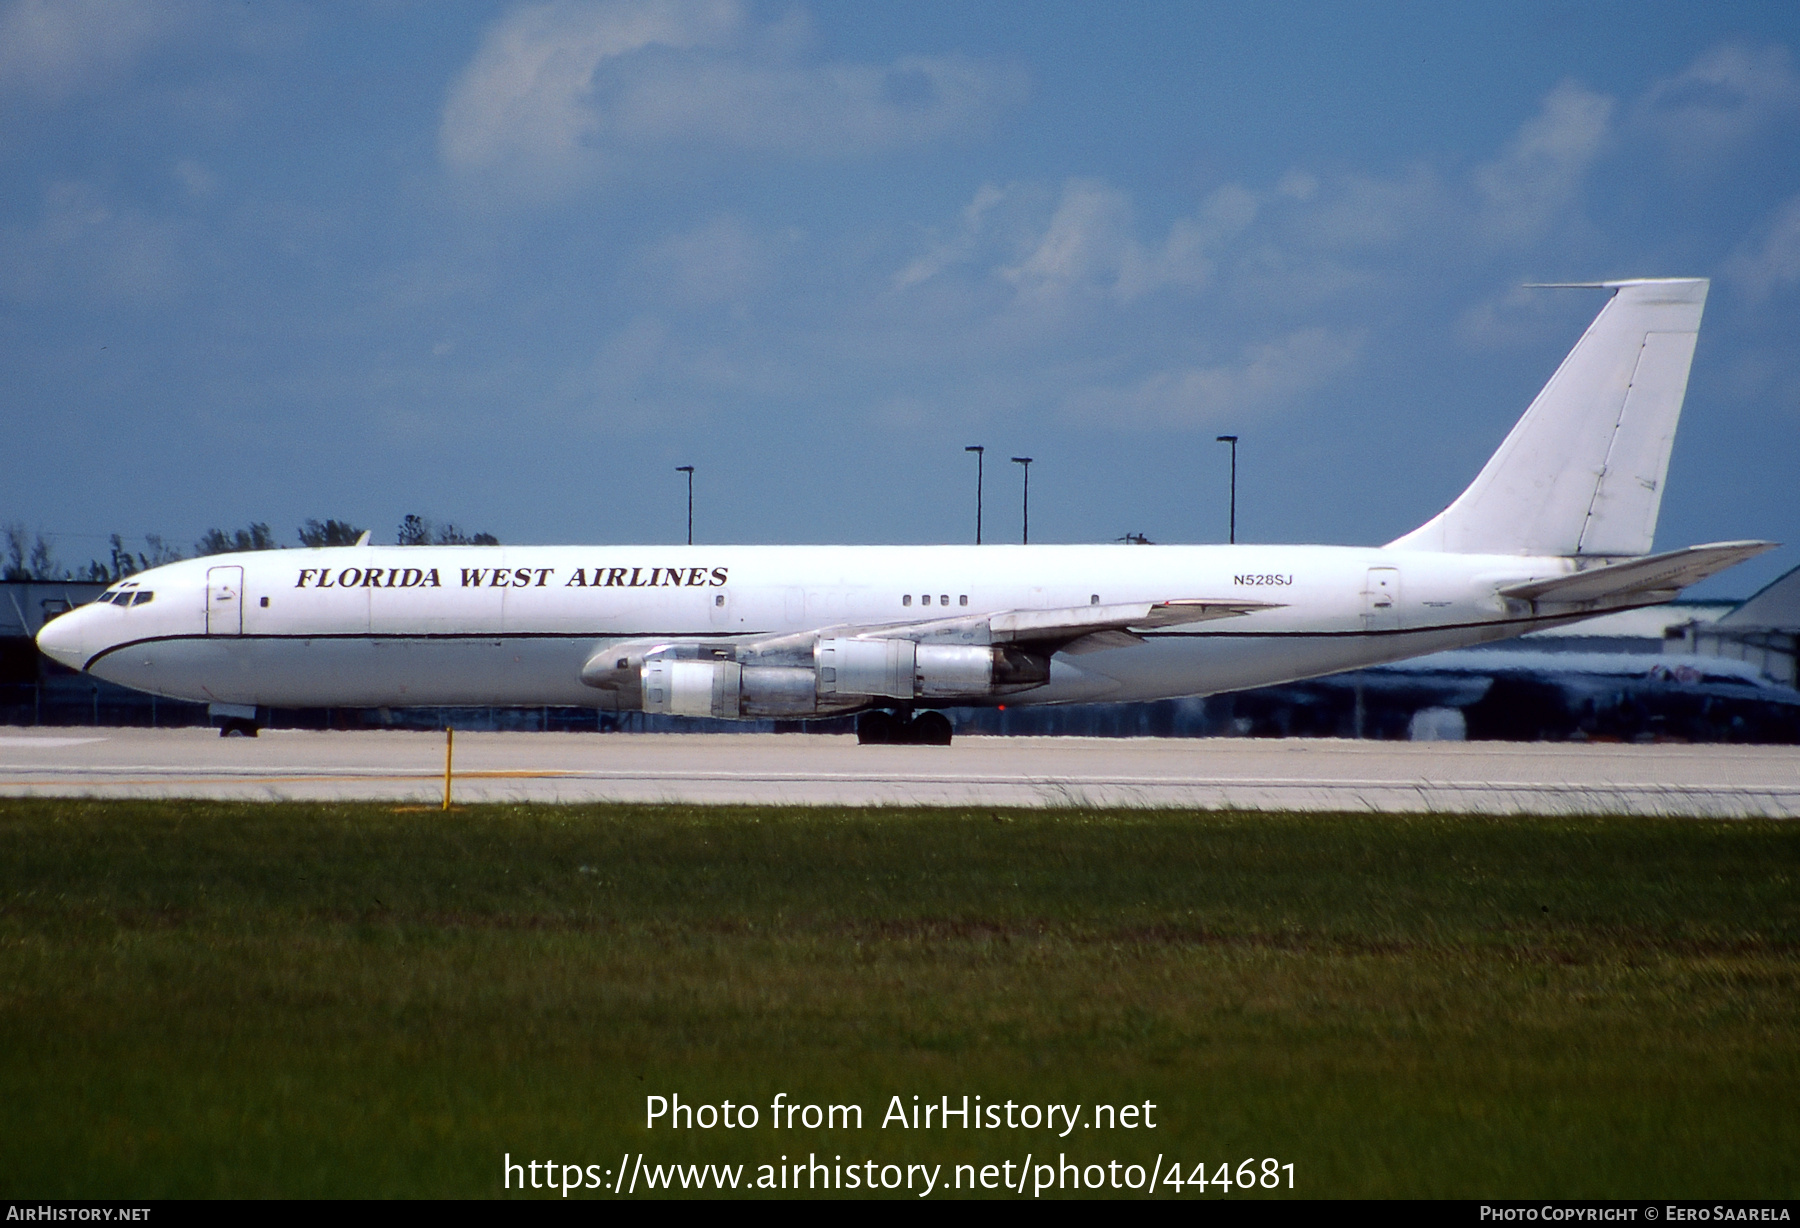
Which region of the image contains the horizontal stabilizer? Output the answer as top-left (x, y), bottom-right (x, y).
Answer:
top-left (1498, 540), bottom-right (1777, 610)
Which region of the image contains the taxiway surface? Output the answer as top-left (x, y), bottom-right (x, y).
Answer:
top-left (1, 728), bottom-right (1797, 815)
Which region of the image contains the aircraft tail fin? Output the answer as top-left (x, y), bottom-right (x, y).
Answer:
top-left (1388, 278), bottom-right (1708, 557)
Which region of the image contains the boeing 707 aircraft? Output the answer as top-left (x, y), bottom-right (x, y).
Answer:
top-left (37, 278), bottom-right (1775, 743)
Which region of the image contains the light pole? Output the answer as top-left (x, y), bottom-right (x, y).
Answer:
top-left (676, 465), bottom-right (694, 545)
top-left (1215, 435), bottom-right (1237, 544)
top-left (965, 446), bottom-right (984, 544)
top-left (1011, 456), bottom-right (1032, 544)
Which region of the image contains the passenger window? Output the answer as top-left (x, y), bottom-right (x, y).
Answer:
top-left (1090, 594), bottom-right (1100, 604)
top-left (959, 595), bottom-right (968, 606)
top-left (902, 595), bottom-right (911, 606)
top-left (939, 594), bottom-right (949, 607)
top-left (132, 591), bottom-right (155, 606)
top-left (922, 594), bottom-right (931, 606)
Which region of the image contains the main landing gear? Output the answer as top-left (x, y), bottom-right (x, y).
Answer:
top-left (857, 709), bottom-right (953, 746)
top-left (210, 703), bottom-right (260, 737)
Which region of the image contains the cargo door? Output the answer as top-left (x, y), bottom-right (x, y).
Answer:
top-left (206, 566), bottom-right (244, 636)
top-left (1363, 567), bottom-right (1401, 632)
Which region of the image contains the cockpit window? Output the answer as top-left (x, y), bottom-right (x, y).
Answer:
top-left (131, 591), bottom-right (154, 606)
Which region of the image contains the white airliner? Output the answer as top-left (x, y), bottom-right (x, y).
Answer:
top-left (37, 278), bottom-right (1775, 743)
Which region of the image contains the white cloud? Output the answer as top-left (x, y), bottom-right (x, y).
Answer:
top-left (1454, 282), bottom-right (1597, 351)
top-left (1727, 192), bottom-right (1800, 300)
top-left (0, 0), bottom-right (184, 100)
top-left (994, 178), bottom-right (1258, 308)
top-left (1116, 184), bottom-right (1257, 300)
top-left (612, 52), bottom-right (1023, 154)
top-left (440, 0), bottom-right (736, 191)
top-left (1637, 43), bottom-right (1800, 160)
top-left (1287, 165), bottom-right (1443, 252)
top-left (859, 70), bottom-right (1662, 448)
top-left (440, 0), bottom-right (1025, 197)
top-left (910, 75), bottom-right (1615, 340)
top-left (588, 313), bottom-right (673, 392)
top-left (571, 303), bottom-right (807, 428)
top-left (172, 159), bottom-right (216, 198)
top-left (1000, 179), bottom-right (1134, 302)
top-left (636, 213), bottom-right (779, 305)
top-left (866, 65), bottom-right (1776, 440)
top-left (1062, 328), bottom-right (1363, 428)
top-left (0, 180), bottom-right (184, 304)
top-left (1473, 80), bottom-right (1613, 246)
top-left (1276, 169), bottom-right (1318, 201)
top-left (893, 182), bottom-right (1008, 289)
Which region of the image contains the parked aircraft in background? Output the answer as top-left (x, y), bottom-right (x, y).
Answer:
top-left (37, 279), bottom-right (1774, 743)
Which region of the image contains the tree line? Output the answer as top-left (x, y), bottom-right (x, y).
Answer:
top-left (2, 515), bottom-right (499, 583)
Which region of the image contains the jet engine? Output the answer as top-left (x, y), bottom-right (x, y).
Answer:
top-left (579, 634), bottom-right (1050, 718)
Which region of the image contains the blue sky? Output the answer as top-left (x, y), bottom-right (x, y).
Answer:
top-left (3, 0), bottom-right (1798, 595)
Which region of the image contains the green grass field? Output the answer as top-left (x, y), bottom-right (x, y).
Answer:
top-left (0, 798), bottom-right (1795, 1198)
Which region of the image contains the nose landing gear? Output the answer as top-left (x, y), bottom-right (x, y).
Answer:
top-left (856, 709), bottom-right (953, 746)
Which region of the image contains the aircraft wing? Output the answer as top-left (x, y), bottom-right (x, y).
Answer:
top-left (583, 597), bottom-right (1281, 691)
top-left (1498, 540), bottom-right (1778, 610)
top-left (857, 597), bottom-right (1282, 654)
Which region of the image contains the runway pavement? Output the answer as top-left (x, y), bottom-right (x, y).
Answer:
top-left (1, 727), bottom-right (1797, 815)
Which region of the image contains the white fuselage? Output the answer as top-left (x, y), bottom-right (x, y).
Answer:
top-left (38, 543), bottom-right (1596, 712)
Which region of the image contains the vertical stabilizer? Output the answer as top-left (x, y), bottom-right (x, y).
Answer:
top-left (1388, 278), bottom-right (1707, 557)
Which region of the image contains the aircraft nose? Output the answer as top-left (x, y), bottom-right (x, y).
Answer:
top-left (35, 606), bottom-right (90, 671)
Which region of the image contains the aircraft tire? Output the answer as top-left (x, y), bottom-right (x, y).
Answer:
top-left (857, 711), bottom-right (899, 745)
top-left (908, 711), bottom-right (953, 746)
top-left (218, 718), bottom-right (259, 738)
